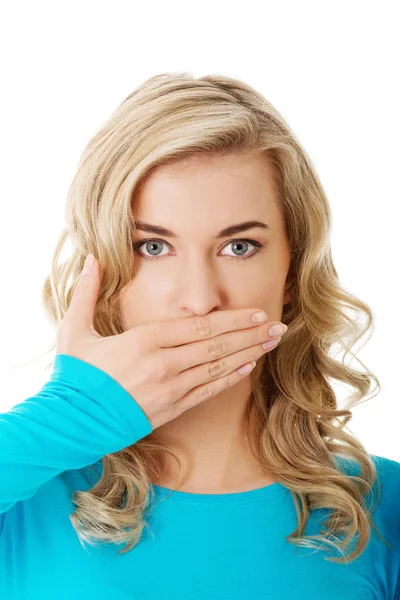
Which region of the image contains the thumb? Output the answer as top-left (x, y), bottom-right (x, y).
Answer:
top-left (65, 254), bottom-right (100, 334)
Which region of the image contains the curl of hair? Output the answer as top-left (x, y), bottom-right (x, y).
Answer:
top-left (34, 72), bottom-right (390, 563)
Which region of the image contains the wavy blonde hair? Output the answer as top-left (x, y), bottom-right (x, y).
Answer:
top-left (37, 72), bottom-right (390, 564)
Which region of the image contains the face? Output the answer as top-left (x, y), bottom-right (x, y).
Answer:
top-left (119, 151), bottom-right (291, 334)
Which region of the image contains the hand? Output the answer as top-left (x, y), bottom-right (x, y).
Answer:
top-left (56, 254), bottom-right (288, 431)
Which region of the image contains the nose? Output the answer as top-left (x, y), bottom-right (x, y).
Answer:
top-left (177, 257), bottom-right (224, 317)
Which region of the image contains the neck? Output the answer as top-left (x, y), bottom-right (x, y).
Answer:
top-left (145, 377), bottom-right (274, 493)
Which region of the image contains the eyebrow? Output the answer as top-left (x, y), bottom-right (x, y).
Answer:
top-left (134, 220), bottom-right (270, 239)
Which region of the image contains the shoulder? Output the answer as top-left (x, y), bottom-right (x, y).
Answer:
top-left (337, 451), bottom-right (400, 494)
top-left (369, 455), bottom-right (400, 558)
top-left (370, 453), bottom-right (400, 480)
top-left (334, 452), bottom-right (400, 550)
top-left (369, 453), bottom-right (400, 512)
top-left (333, 452), bottom-right (400, 514)
top-left (333, 451), bottom-right (400, 481)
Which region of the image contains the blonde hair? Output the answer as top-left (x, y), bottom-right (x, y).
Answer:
top-left (38, 72), bottom-right (389, 563)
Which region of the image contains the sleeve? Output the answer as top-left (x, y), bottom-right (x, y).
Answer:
top-left (0, 353), bottom-right (153, 516)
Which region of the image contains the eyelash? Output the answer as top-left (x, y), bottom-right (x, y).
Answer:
top-left (132, 238), bottom-right (264, 263)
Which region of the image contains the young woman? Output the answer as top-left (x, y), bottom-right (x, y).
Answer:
top-left (1, 72), bottom-right (399, 599)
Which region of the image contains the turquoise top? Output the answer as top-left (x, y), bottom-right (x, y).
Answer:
top-left (1, 354), bottom-right (399, 599)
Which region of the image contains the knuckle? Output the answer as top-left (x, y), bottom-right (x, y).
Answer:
top-left (252, 327), bottom-right (263, 344)
top-left (222, 372), bottom-right (232, 390)
top-left (231, 316), bottom-right (240, 331)
top-left (207, 335), bottom-right (229, 358)
top-left (207, 358), bottom-right (226, 378)
top-left (224, 371), bottom-right (235, 389)
top-left (160, 353), bottom-right (174, 376)
top-left (197, 384), bottom-right (214, 402)
top-left (142, 355), bottom-right (168, 382)
top-left (193, 316), bottom-right (213, 336)
top-left (163, 381), bottom-right (175, 404)
top-left (153, 357), bottom-right (170, 380)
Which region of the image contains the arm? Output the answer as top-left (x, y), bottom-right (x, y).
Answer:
top-left (0, 353), bottom-right (152, 515)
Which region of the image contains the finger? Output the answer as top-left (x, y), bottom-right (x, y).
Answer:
top-left (174, 329), bottom-right (282, 403)
top-left (62, 254), bottom-right (100, 334)
top-left (175, 355), bottom-right (261, 414)
top-left (149, 308), bottom-right (268, 349)
top-left (167, 319), bottom-right (285, 373)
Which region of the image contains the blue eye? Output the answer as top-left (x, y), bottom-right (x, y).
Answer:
top-left (132, 238), bottom-right (264, 262)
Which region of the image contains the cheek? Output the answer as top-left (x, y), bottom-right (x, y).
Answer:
top-left (118, 282), bottom-right (144, 329)
top-left (243, 271), bottom-right (287, 314)
top-left (118, 275), bottom-right (171, 329)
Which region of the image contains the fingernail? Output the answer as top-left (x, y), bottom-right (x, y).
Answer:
top-left (268, 323), bottom-right (288, 337)
top-left (238, 361), bottom-right (257, 375)
top-left (252, 311), bottom-right (267, 323)
top-left (262, 338), bottom-right (280, 350)
top-left (82, 254), bottom-right (95, 275)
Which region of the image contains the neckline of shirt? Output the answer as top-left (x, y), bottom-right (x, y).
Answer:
top-left (150, 480), bottom-right (291, 503)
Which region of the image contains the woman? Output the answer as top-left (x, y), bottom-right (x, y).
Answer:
top-left (1, 72), bottom-right (399, 599)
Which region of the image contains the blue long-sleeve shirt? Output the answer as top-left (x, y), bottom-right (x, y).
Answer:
top-left (0, 353), bottom-right (399, 599)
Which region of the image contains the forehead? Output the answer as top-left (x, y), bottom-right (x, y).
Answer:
top-left (134, 151), bottom-right (277, 210)
top-left (131, 156), bottom-right (286, 242)
top-left (143, 150), bottom-right (271, 179)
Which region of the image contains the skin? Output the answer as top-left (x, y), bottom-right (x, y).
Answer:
top-left (119, 151), bottom-right (292, 493)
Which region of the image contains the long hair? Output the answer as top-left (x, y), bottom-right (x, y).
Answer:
top-left (38, 72), bottom-right (389, 563)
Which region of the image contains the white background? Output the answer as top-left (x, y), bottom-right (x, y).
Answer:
top-left (0, 1), bottom-right (398, 461)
